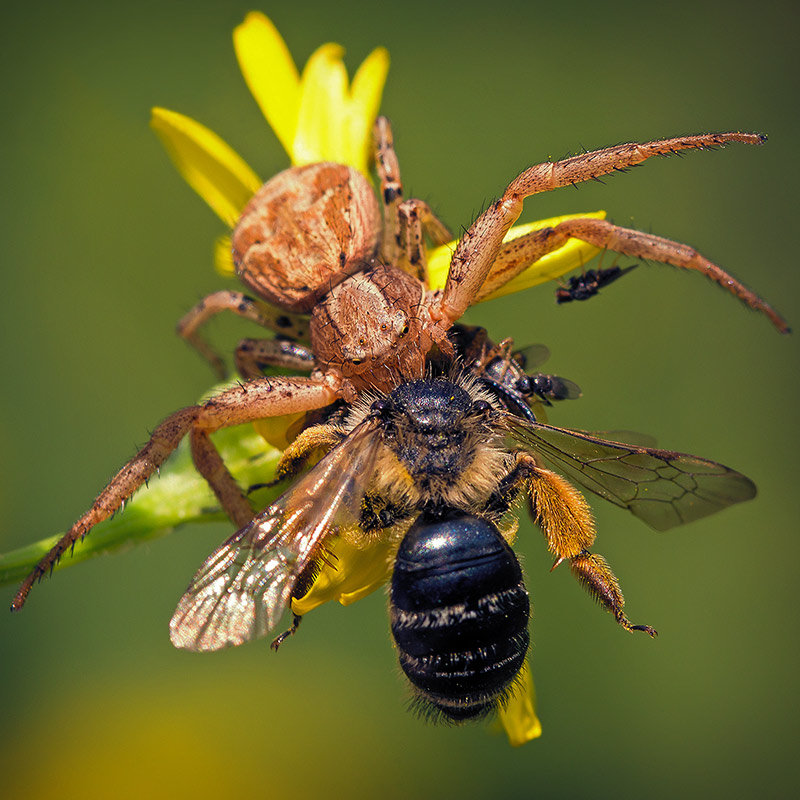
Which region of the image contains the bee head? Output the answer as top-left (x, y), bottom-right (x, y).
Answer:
top-left (373, 378), bottom-right (492, 478)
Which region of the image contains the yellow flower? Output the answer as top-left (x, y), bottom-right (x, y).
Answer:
top-left (499, 660), bottom-right (543, 746)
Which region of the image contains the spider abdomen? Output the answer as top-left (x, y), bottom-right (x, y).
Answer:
top-left (232, 163), bottom-right (381, 312)
top-left (390, 513), bottom-right (530, 721)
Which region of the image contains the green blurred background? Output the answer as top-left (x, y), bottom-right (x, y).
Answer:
top-left (2, 1), bottom-right (798, 797)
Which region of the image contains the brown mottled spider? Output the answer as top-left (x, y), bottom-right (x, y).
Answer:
top-left (11, 117), bottom-right (787, 610)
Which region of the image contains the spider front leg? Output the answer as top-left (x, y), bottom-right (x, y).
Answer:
top-left (177, 290), bottom-right (310, 379)
top-left (430, 131), bottom-right (769, 331)
top-left (553, 218), bottom-right (789, 331)
top-left (10, 375), bottom-right (341, 611)
top-left (270, 613), bottom-right (303, 651)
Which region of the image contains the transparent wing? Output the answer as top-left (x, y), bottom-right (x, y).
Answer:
top-left (551, 376), bottom-right (581, 400)
top-left (588, 430), bottom-right (658, 448)
top-left (170, 420), bottom-right (381, 652)
top-left (533, 374), bottom-right (582, 401)
top-left (507, 417), bottom-right (756, 531)
top-left (513, 343), bottom-right (550, 369)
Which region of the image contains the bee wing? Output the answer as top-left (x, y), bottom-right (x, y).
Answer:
top-left (588, 430), bottom-right (658, 448)
top-left (507, 417), bottom-right (756, 531)
top-left (170, 420), bottom-right (381, 652)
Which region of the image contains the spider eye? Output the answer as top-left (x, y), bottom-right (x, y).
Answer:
top-left (399, 323), bottom-right (409, 337)
top-left (351, 358), bottom-right (364, 366)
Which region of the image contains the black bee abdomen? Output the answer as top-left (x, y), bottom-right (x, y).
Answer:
top-left (390, 513), bottom-right (530, 721)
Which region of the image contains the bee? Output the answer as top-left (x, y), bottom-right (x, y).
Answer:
top-left (170, 372), bottom-right (754, 720)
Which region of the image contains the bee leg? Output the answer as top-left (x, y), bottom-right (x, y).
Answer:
top-left (569, 551), bottom-right (657, 637)
top-left (270, 614), bottom-right (303, 651)
top-left (522, 457), bottom-right (656, 636)
top-left (523, 458), bottom-right (596, 559)
top-left (480, 461), bottom-right (529, 518)
top-left (359, 494), bottom-right (414, 535)
top-left (266, 424), bottom-right (342, 486)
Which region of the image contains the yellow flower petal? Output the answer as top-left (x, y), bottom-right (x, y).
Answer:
top-left (345, 47), bottom-right (390, 173)
top-left (427, 211), bottom-right (607, 299)
top-left (213, 234), bottom-right (235, 277)
top-left (233, 11), bottom-right (301, 158)
top-left (291, 534), bottom-right (395, 615)
top-left (252, 413), bottom-right (308, 452)
top-left (293, 44), bottom-right (349, 166)
top-left (499, 659), bottom-right (542, 746)
top-left (150, 108), bottom-right (262, 227)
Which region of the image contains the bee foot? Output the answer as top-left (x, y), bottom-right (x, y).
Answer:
top-left (270, 613), bottom-right (303, 651)
top-left (631, 624), bottom-right (658, 638)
